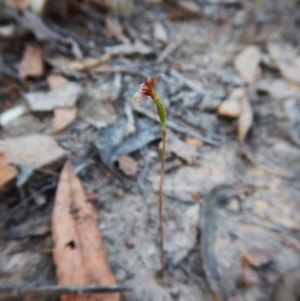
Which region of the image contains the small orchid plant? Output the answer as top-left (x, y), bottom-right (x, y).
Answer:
top-left (132, 75), bottom-right (166, 272)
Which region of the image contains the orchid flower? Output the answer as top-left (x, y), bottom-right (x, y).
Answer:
top-left (131, 75), bottom-right (166, 272)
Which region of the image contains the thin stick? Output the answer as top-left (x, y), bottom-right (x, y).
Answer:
top-left (132, 105), bottom-right (220, 146)
top-left (0, 285), bottom-right (131, 296)
top-left (159, 127), bottom-right (166, 271)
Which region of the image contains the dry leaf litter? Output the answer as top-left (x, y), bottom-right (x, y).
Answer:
top-left (0, 1), bottom-right (300, 301)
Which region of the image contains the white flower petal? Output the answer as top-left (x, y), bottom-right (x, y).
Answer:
top-left (131, 92), bottom-right (143, 105)
top-left (131, 92), bottom-right (150, 106)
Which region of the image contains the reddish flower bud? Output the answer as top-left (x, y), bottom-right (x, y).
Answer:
top-left (131, 74), bottom-right (163, 105)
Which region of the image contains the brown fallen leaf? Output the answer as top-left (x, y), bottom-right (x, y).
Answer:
top-left (6, 0), bottom-right (27, 10)
top-left (217, 95), bottom-right (241, 117)
top-left (85, 191), bottom-right (98, 202)
top-left (153, 22), bottom-right (168, 46)
top-left (243, 247), bottom-right (270, 268)
top-left (52, 107), bottom-right (77, 134)
top-left (0, 134), bottom-right (65, 169)
top-left (52, 161), bottom-right (119, 301)
top-left (0, 152), bottom-right (17, 190)
top-left (47, 74), bottom-right (69, 90)
top-left (217, 88), bottom-right (245, 118)
top-left (177, 1), bottom-right (202, 14)
top-left (217, 88), bottom-right (253, 146)
top-left (185, 138), bottom-right (204, 148)
top-left (19, 44), bottom-right (44, 79)
top-left (234, 45), bottom-right (261, 84)
top-left (257, 78), bottom-right (300, 100)
top-left (117, 155), bottom-right (138, 177)
top-left (47, 75), bottom-right (77, 134)
top-left (268, 42), bottom-right (300, 86)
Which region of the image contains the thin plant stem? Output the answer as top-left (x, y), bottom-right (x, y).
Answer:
top-left (159, 126), bottom-right (166, 271)
top-left (154, 97), bottom-right (167, 272)
top-left (132, 75), bottom-right (167, 272)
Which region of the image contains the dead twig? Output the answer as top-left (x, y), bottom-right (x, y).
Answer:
top-left (0, 285), bottom-right (131, 297)
top-left (169, 68), bottom-right (205, 95)
top-left (132, 105), bottom-right (219, 146)
top-left (112, 72), bottom-right (123, 101)
top-left (124, 101), bottom-right (136, 134)
top-left (156, 42), bottom-right (180, 64)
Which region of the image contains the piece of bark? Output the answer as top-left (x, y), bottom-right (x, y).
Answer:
top-left (52, 161), bottom-right (119, 301)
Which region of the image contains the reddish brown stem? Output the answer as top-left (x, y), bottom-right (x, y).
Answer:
top-left (159, 127), bottom-right (166, 272)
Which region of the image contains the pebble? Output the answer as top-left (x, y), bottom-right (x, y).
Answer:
top-left (170, 287), bottom-right (181, 299)
top-left (126, 237), bottom-right (136, 249)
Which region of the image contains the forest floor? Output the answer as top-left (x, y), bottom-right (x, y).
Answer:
top-left (1, 0), bottom-right (300, 300)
